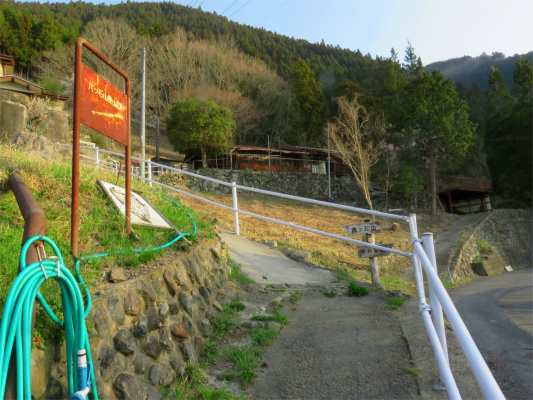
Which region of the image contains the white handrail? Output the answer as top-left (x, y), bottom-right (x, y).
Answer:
top-left (58, 142), bottom-right (505, 398)
top-left (59, 144), bottom-right (409, 221)
top-left (413, 241), bottom-right (505, 399)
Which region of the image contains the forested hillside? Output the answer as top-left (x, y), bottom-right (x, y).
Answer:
top-left (0, 1), bottom-right (531, 208)
top-left (426, 52), bottom-right (533, 90)
top-left (0, 0), bottom-right (383, 89)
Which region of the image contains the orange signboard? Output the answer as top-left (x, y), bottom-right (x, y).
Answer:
top-left (79, 63), bottom-right (128, 146)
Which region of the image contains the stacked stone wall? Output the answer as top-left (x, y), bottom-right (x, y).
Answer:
top-left (159, 168), bottom-right (437, 210)
top-left (449, 210), bottom-right (532, 280)
top-left (34, 235), bottom-right (239, 400)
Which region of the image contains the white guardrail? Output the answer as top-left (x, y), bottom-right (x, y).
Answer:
top-left (60, 143), bottom-right (505, 400)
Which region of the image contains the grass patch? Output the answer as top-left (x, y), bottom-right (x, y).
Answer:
top-left (333, 270), bottom-right (353, 282)
top-left (183, 363), bottom-right (208, 387)
top-left (407, 367), bottom-right (419, 377)
top-left (348, 281), bottom-right (369, 297)
top-left (384, 296), bottom-right (406, 311)
top-left (273, 288), bottom-right (286, 292)
top-left (252, 302), bottom-right (289, 325)
top-left (289, 290), bottom-right (302, 303)
top-left (225, 346), bottom-right (259, 383)
top-left (322, 287), bottom-right (338, 298)
top-left (228, 259), bottom-right (255, 285)
top-left (228, 297), bottom-right (246, 312)
top-left (251, 326), bottom-right (278, 347)
top-left (167, 364), bottom-right (246, 399)
top-left (203, 340), bottom-right (220, 365)
top-left (477, 239), bottom-right (493, 255)
top-left (440, 279), bottom-right (457, 289)
top-left (211, 306), bottom-right (239, 340)
top-left (216, 372), bottom-right (236, 381)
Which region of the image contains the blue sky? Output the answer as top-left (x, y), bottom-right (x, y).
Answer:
top-left (42, 0), bottom-right (533, 65)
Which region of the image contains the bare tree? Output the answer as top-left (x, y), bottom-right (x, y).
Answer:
top-left (34, 18), bottom-right (295, 146)
top-left (329, 96), bottom-right (382, 211)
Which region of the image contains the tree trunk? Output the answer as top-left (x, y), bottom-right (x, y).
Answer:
top-left (202, 151), bottom-right (207, 168)
top-left (429, 145), bottom-right (437, 217)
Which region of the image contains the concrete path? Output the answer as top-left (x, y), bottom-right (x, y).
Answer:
top-left (251, 290), bottom-right (419, 399)
top-left (219, 230), bottom-right (335, 285)
top-left (448, 268), bottom-right (533, 400)
top-left (220, 228), bottom-right (486, 399)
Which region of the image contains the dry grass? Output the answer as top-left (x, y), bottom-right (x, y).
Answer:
top-left (172, 186), bottom-right (458, 293)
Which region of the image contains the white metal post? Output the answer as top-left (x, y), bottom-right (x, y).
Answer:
top-left (148, 161), bottom-right (152, 187)
top-left (413, 256), bottom-right (427, 304)
top-left (232, 181), bottom-right (239, 235)
top-left (422, 232), bottom-right (449, 380)
top-left (95, 147), bottom-right (100, 169)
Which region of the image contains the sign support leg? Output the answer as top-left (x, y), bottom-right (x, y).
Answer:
top-left (367, 232), bottom-right (380, 284)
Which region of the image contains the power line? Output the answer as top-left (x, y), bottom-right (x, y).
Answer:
top-left (221, 0), bottom-right (240, 15)
top-left (197, 0), bottom-right (206, 7)
top-left (229, 0), bottom-right (252, 18)
top-left (258, 0), bottom-right (289, 25)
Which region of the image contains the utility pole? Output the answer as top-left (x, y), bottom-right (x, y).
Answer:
top-left (267, 135), bottom-right (271, 171)
top-left (156, 116), bottom-right (160, 163)
top-left (327, 122), bottom-right (331, 199)
top-left (140, 47), bottom-right (146, 178)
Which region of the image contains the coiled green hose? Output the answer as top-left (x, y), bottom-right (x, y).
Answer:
top-left (0, 236), bottom-right (91, 400)
top-left (0, 196), bottom-right (196, 400)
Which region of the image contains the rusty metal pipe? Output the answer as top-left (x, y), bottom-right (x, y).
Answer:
top-left (6, 171), bottom-right (47, 399)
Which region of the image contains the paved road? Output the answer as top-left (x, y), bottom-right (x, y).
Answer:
top-left (448, 268), bottom-right (533, 399)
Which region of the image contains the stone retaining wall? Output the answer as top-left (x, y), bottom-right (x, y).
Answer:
top-left (450, 210), bottom-right (532, 280)
top-left (34, 235), bottom-right (239, 400)
top-left (158, 168), bottom-right (436, 210)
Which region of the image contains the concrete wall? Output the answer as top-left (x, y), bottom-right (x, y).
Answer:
top-left (450, 210), bottom-right (532, 280)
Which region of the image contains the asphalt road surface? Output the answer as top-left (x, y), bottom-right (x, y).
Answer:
top-left (448, 268), bottom-right (533, 399)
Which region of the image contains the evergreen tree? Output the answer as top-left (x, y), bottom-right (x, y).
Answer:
top-left (290, 58), bottom-right (327, 146)
top-left (485, 58), bottom-right (532, 207)
top-left (392, 47), bottom-right (476, 216)
top-left (166, 98), bottom-right (236, 168)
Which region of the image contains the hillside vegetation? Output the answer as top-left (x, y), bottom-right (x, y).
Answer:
top-left (1, 1), bottom-right (531, 208)
top-left (426, 52), bottom-right (533, 90)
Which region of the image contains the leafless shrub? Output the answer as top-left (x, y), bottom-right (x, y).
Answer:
top-left (329, 96), bottom-right (384, 211)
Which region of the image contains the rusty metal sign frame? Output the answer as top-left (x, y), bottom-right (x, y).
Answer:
top-left (72, 37), bottom-right (131, 257)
